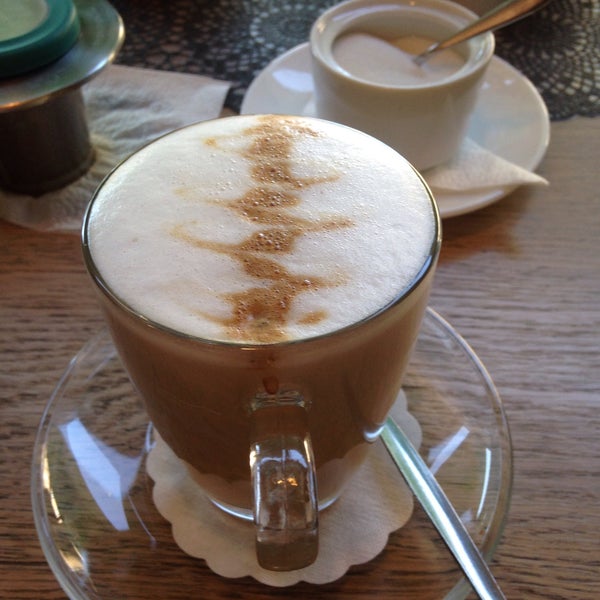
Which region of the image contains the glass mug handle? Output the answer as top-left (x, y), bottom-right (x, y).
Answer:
top-left (249, 390), bottom-right (318, 571)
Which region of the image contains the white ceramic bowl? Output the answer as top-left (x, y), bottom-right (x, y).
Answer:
top-left (310, 0), bottom-right (495, 170)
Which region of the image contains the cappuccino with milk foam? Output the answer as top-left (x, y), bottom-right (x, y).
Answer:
top-left (84, 115), bottom-right (440, 512)
top-left (87, 115), bottom-right (436, 344)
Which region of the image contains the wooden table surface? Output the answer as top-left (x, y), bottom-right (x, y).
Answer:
top-left (1, 0), bottom-right (599, 590)
top-left (2, 113), bottom-right (598, 599)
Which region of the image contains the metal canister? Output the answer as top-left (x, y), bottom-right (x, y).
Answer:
top-left (0, 0), bottom-right (124, 196)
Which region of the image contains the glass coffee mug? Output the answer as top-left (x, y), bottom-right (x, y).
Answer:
top-left (82, 114), bottom-right (441, 571)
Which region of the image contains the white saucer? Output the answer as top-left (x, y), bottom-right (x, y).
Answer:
top-left (241, 43), bottom-right (550, 218)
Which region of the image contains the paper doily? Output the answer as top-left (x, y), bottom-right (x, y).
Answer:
top-left (147, 390), bottom-right (421, 587)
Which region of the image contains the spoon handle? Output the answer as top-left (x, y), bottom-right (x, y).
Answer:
top-left (381, 417), bottom-right (507, 600)
top-left (415, 0), bottom-right (550, 64)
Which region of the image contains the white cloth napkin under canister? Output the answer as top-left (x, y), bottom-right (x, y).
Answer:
top-left (0, 65), bottom-right (231, 232)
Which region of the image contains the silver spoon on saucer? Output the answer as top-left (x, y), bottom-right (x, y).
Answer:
top-left (414, 0), bottom-right (551, 65)
top-left (382, 417), bottom-right (507, 600)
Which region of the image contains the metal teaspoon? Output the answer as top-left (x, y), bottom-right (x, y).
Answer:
top-left (381, 417), bottom-right (507, 600)
top-left (414, 0), bottom-right (551, 65)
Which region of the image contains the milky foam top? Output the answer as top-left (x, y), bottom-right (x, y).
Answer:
top-left (333, 33), bottom-right (464, 86)
top-left (86, 115), bottom-right (437, 344)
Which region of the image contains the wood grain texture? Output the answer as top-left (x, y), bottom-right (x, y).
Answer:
top-left (430, 118), bottom-right (600, 599)
top-left (1, 117), bottom-right (598, 599)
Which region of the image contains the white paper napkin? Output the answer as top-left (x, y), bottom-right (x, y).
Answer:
top-left (424, 136), bottom-right (548, 192)
top-left (147, 390), bottom-right (420, 587)
top-left (301, 98), bottom-right (548, 194)
top-left (0, 65), bottom-right (231, 232)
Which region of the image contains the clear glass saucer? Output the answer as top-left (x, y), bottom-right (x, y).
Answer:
top-left (31, 308), bottom-right (512, 599)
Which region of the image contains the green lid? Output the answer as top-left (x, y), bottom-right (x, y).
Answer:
top-left (0, 0), bottom-right (80, 78)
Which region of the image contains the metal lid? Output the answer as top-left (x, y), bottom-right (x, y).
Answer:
top-left (0, 0), bottom-right (124, 113)
top-left (0, 0), bottom-right (81, 78)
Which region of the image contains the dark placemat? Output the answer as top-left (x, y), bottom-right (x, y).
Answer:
top-left (110, 0), bottom-right (599, 120)
top-left (494, 0), bottom-right (599, 120)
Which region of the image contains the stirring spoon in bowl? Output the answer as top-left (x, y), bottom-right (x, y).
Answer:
top-left (413, 0), bottom-right (551, 65)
